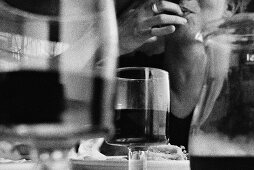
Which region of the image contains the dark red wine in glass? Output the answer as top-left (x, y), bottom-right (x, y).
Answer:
top-left (107, 67), bottom-right (170, 170)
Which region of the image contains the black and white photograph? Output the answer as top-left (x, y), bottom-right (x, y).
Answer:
top-left (0, 0), bottom-right (252, 170)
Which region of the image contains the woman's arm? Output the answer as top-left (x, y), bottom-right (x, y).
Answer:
top-left (163, 0), bottom-right (232, 118)
top-left (164, 39), bottom-right (207, 118)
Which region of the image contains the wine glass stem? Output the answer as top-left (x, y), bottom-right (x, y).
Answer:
top-left (128, 147), bottom-right (148, 170)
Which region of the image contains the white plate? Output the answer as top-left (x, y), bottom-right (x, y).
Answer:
top-left (0, 162), bottom-right (37, 170)
top-left (71, 159), bottom-right (190, 170)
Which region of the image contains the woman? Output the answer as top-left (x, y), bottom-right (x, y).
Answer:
top-left (77, 0), bottom-right (251, 157)
top-left (108, 0), bottom-right (251, 150)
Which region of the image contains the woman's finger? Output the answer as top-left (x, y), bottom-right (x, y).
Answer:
top-left (141, 14), bottom-right (187, 28)
top-left (154, 0), bottom-right (184, 16)
top-left (151, 25), bottom-right (176, 36)
top-left (135, 25), bottom-right (175, 38)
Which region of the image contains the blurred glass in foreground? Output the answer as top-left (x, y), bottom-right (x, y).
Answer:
top-left (189, 13), bottom-right (254, 170)
top-left (0, 0), bottom-right (118, 169)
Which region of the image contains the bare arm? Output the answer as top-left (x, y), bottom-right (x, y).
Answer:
top-left (164, 0), bottom-right (229, 118)
top-left (164, 39), bottom-right (207, 118)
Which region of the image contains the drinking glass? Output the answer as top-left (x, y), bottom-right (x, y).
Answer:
top-left (107, 67), bottom-right (170, 170)
top-left (189, 13), bottom-right (254, 170)
top-left (0, 0), bottom-right (118, 169)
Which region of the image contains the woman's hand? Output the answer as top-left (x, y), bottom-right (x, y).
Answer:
top-left (118, 0), bottom-right (187, 55)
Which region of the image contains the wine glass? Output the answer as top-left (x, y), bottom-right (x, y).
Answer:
top-left (0, 0), bottom-right (118, 169)
top-left (189, 13), bottom-right (254, 170)
top-left (106, 67), bottom-right (170, 170)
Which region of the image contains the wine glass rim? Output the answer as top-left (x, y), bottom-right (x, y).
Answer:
top-left (117, 67), bottom-right (169, 81)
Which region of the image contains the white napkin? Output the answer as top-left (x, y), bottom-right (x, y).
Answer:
top-left (69, 138), bottom-right (107, 160)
